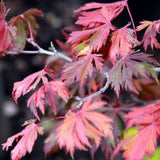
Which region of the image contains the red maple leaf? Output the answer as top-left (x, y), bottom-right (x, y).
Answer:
top-left (108, 52), bottom-right (158, 96)
top-left (27, 80), bottom-right (70, 120)
top-left (62, 47), bottom-right (104, 85)
top-left (0, 2), bottom-right (16, 55)
top-left (125, 101), bottom-right (160, 129)
top-left (56, 99), bottom-right (113, 156)
top-left (12, 70), bottom-right (46, 102)
top-left (136, 20), bottom-right (160, 51)
top-left (111, 101), bottom-right (160, 160)
top-left (2, 121), bottom-right (44, 160)
top-left (68, 1), bottom-right (126, 53)
top-left (109, 24), bottom-right (135, 64)
top-left (122, 125), bottom-right (159, 160)
top-left (73, 1), bottom-right (126, 19)
top-left (123, 101), bottom-right (160, 160)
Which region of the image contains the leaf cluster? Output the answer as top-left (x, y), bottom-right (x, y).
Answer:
top-left (1, 1), bottom-right (160, 160)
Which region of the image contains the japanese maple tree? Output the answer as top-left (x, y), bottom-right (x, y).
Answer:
top-left (1, 0), bottom-right (160, 160)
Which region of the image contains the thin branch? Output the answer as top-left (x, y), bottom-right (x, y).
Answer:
top-left (26, 18), bottom-right (34, 40)
top-left (7, 44), bottom-right (72, 62)
top-left (125, 1), bottom-right (137, 41)
top-left (37, 116), bottom-right (65, 126)
top-left (7, 50), bottom-right (39, 55)
top-left (75, 72), bottom-right (110, 109)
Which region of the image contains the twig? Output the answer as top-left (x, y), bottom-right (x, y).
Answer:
top-left (75, 72), bottom-right (110, 109)
top-left (37, 116), bottom-right (65, 126)
top-left (7, 43), bottom-right (72, 62)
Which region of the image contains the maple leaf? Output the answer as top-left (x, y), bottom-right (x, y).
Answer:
top-left (2, 122), bottom-right (44, 160)
top-left (62, 49), bottom-right (104, 85)
top-left (56, 100), bottom-right (113, 156)
top-left (8, 9), bottom-right (43, 51)
top-left (27, 80), bottom-right (70, 120)
top-left (125, 101), bottom-right (160, 130)
top-left (68, 1), bottom-right (126, 52)
top-left (0, 2), bottom-right (16, 55)
top-left (73, 1), bottom-right (126, 19)
top-left (122, 125), bottom-right (159, 160)
top-left (27, 85), bottom-right (46, 120)
top-left (122, 101), bottom-right (160, 160)
top-left (136, 20), bottom-right (160, 51)
top-left (109, 24), bottom-right (135, 64)
top-left (108, 52), bottom-right (158, 96)
top-left (111, 101), bottom-right (160, 160)
top-left (12, 70), bottom-right (46, 103)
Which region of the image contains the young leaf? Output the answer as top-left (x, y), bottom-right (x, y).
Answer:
top-left (56, 100), bottom-right (113, 156)
top-left (8, 9), bottom-right (43, 51)
top-left (62, 50), bottom-right (103, 85)
top-left (27, 80), bottom-right (70, 120)
top-left (9, 9), bottom-right (43, 35)
top-left (2, 122), bottom-right (44, 160)
top-left (136, 20), bottom-right (160, 51)
top-left (12, 70), bottom-right (46, 102)
top-left (108, 52), bottom-right (158, 96)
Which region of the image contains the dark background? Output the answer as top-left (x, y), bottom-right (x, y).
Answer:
top-left (0, 0), bottom-right (160, 160)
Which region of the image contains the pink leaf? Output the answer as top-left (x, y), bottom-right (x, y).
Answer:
top-left (109, 25), bottom-right (135, 64)
top-left (27, 80), bottom-right (70, 120)
top-left (56, 100), bottom-right (112, 156)
top-left (136, 20), bottom-right (160, 50)
top-left (68, 1), bottom-right (126, 53)
top-left (2, 122), bottom-right (44, 160)
top-left (12, 70), bottom-right (45, 102)
top-left (62, 51), bottom-right (103, 85)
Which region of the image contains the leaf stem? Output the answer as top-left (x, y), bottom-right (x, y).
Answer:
top-left (75, 72), bottom-right (110, 109)
top-left (37, 116), bottom-right (65, 126)
top-left (126, 1), bottom-right (137, 40)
